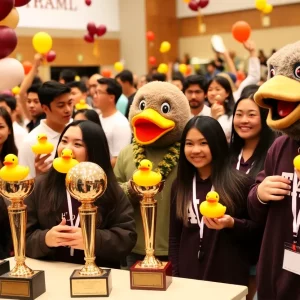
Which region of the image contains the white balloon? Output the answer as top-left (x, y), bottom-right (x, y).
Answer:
top-left (0, 58), bottom-right (24, 91)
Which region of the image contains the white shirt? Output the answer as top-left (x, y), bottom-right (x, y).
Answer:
top-left (218, 114), bottom-right (233, 142)
top-left (18, 120), bottom-right (61, 179)
top-left (99, 111), bottom-right (132, 157)
top-left (190, 104), bottom-right (211, 118)
top-left (13, 122), bottom-right (28, 150)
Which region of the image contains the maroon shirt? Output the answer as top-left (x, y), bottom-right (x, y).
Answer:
top-left (248, 135), bottom-right (300, 300)
top-left (169, 175), bottom-right (258, 286)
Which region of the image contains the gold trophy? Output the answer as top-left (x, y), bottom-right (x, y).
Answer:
top-left (0, 179), bottom-right (46, 300)
top-left (66, 162), bottom-right (112, 297)
top-left (129, 159), bottom-right (172, 291)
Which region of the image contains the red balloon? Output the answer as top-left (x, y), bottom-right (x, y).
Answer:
top-left (85, 0), bottom-right (92, 6)
top-left (97, 25), bottom-right (107, 37)
top-left (0, 0), bottom-right (14, 22)
top-left (101, 69), bottom-right (112, 78)
top-left (148, 56), bottom-right (157, 65)
top-left (0, 26), bottom-right (17, 59)
top-left (146, 31), bottom-right (155, 42)
top-left (84, 33), bottom-right (94, 43)
top-left (232, 21), bottom-right (251, 43)
top-left (22, 61), bottom-right (32, 75)
top-left (14, 0), bottom-right (31, 7)
top-left (198, 0), bottom-right (209, 9)
top-left (46, 50), bottom-right (56, 63)
top-left (87, 22), bottom-right (97, 36)
top-left (1, 90), bottom-right (13, 96)
top-left (188, 1), bottom-right (199, 11)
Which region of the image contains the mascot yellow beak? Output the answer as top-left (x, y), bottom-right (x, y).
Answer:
top-left (255, 75), bottom-right (300, 129)
top-left (132, 108), bottom-right (175, 145)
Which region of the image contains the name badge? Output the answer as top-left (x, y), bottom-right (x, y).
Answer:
top-left (282, 243), bottom-right (300, 275)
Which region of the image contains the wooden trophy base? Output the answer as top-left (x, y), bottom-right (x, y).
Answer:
top-left (0, 270), bottom-right (46, 300)
top-left (130, 261), bottom-right (172, 291)
top-left (0, 261), bottom-right (9, 276)
top-left (70, 269), bottom-right (112, 297)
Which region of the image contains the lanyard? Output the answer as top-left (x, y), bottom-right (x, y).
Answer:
top-left (192, 175), bottom-right (214, 260)
top-left (236, 150), bottom-right (253, 175)
top-left (67, 191), bottom-right (80, 256)
top-left (292, 171), bottom-right (300, 250)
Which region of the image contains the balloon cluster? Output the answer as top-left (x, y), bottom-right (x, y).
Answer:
top-left (32, 32), bottom-right (56, 63)
top-left (0, 0), bottom-right (32, 91)
top-left (255, 0), bottom-right (273, 14)
top-left (188, 0), bottom-right (209, 11)
top-left (84, 22), bottom-right (107, 43)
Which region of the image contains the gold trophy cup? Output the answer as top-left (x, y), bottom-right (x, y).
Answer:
top-left (129, 180), bottom-right (172, 291)
top-left (0, 179), bottom-right (46, 300)
top-left (66, 162), bottom-right (112, 297)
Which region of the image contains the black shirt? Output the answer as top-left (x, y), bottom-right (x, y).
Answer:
top-left (26, 113), bottom-right (46, 133)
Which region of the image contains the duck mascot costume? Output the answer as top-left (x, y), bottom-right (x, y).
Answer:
top-left (248, 40), bottom-right (300, 299)
top-left (114, 81), bottom-right (190, 265)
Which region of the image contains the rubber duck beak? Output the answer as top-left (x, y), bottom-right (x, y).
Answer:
top-left (139, 166), bottom-right (149, 171)
top-left (62, 155), bottom-right (71, 159)
top-left (206, 198), bottom-right (217, 204)
top-left (39, 136), bottom-right (47, 142)
top-left (4, 161), bottom-right (13, 166)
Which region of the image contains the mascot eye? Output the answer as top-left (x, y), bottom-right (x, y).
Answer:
top-left (161, 102), bottom-right (171, 114)
top-left (294, 63), bottom-right (300, 79)
top-left (270, 67), bottom-right (276, 78)
top-left (139, 100), bottom-right (146, 110)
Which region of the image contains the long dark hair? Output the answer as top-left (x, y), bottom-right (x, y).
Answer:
top-left (0, 107), bottom-right (18, 161)
top-left (73, 109), bottom-right (102, 127)
top-left (207, 76), bottom-right (235, 117)
top-left (0, 197), bottom-right (11, 259)
top-left (230, 91), bottom-right (276, 178)
top-left (176, 116), bottom-right (249, 225)
top-left (43, 120), bottom-right (121, 215)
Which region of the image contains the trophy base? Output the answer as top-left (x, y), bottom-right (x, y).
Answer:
top-left (0, 261), bottom-right (9, 276)
top-left (70, 269), bottom-right (112, 297)
top-left (130, 261), bottom-right (172, 291)
top-left (0, 270), bottom-right (46, 300)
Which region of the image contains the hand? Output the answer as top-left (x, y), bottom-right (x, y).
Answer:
top-left (243, 40), bottom-right (256, 56)
top-left (203, 215), bottom-right (234, 230)
top-left (33, 53), bottom-right (44, 68)
top-left (60, 227), bottom-right (84, 250)
top-left (35, 154), bottom-right (52, 175)
top-left (257, 175), bottom-right (291, 202)
top-left (45, 218), bottom-right (74, 247)
top-left (211, 103), bottom-right (225, 120)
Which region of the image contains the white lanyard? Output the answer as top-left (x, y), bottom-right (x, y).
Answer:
top-left (292, 171), bottom-right (300, 243)
top-left (236, 150), bottom-right (253, 175)
top-left (192, 175), bottom-right (214, 260)
top-left (67, 191), bottom-right (80, 256)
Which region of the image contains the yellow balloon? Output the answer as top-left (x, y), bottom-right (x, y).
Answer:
top-left (255, 0), bottom-right (267, 11)
top-left (183, 0), bottom-right (190, 2)
top-left (114, 62), bottom-right (124, 72)
top-left (32, 32), bottom-right (53, 54)
top-left (262, 3), bottom-right (273, 14)
top-left (75, 75), bottom-right (81, 82)
top-left (0, 8), bottom-right (19, 29)
top-left (12, 86), bottom-right (20, 95)
top-left (157, 63), bottom-right (168, 74)
top-left (160, 41), bottom-right (171, 53)
top-left (179, 64), bottom-right (187, 74)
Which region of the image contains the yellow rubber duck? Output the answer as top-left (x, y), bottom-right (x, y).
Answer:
top-left (200, 191), bottom-right (226, 219)
top-left (133, 159), bottom-right (162, 187)
top-left (53, 149), bottom-right (79, 173)
top-left (75, 99), bottom-right (90, 111)
top-left (31, 134), bottom-right (54, 155)
top-left (0, 154), bottom-right (29, 181)
top-left (293, 155), bottom-right (300, 170)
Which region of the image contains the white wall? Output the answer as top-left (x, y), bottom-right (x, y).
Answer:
top-left (177, 0), bottom-right (300, 18)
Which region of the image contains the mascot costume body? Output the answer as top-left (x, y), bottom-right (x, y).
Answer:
top-left (249, 41), bottom-right (300, 299)
top-left (114, 82), bottom-right (190, 263)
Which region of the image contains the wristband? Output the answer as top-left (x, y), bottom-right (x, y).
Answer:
top-left (256, 190), bottom-right (268, 205)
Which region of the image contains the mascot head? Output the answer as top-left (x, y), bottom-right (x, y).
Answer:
top-left (129, 81), bottom-right (190, 147)
top-left (254, 41), bottom-right (300, 139)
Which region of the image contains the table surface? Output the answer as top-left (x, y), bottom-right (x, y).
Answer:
top-left (2, 258), bottom-right (247, 300)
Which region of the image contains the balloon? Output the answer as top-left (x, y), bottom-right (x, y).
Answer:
top-left (149, 56), bottom-right (157, 65)
top-left (12, 86), bottom-right (20, 95)
top-left (0, 26), bottom-right (17, 59)
top-left (75, 75), bottom-right (81, 81)
top-left (14, 0), bottom-right (31, 7)
top-left (262, 3), bottom-right (273, 14)
top-left (46, 50), bottom-right (56, 63)
top-left (0, 0), bottom-right (14, 22)
top-left (255, 0), bottom-right (267, 11)
top-left (183, 0), bottom-right (190, 3)
top-left (114, 62), bottom-right (124, 72)
top-left (32, 32), bottom-right (53, 54)
top-left (85, 0), bottom-right (92, 5)
top-left (84, 33), bottom-right (94, 43)
top-left (198, 0), bottom-right (209, 9)
top-left (87, 22), bottom-right (97, 36)
top-left (160, 41), bottom-right (171, 53)
top-left (97, 25), bottom-right (107, 37)
top-left (157, 63), bottom-right (168, 74)
top-left (232, 21), bottom-right (251, 43)
top-left (0, 58), bottom-right (24, 90)
top-left (188, 1), bottom-right (199, 11)
top-left (0, 8), bottom-right (19, 29)
top-left (146, 31), bottom-right (155, 42)
top-left (22, 61), bottom-right (32, 75)
top-left (236, 70), bottom-right (246, 81)
top-left (0, 90), bottom-right (13, 96)
top-left (179, 64), bottom-right (187, 74)
top-left (101, 69), bottom-right (112, 78)
top-left (186, 65), bottom-right (192, 75)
